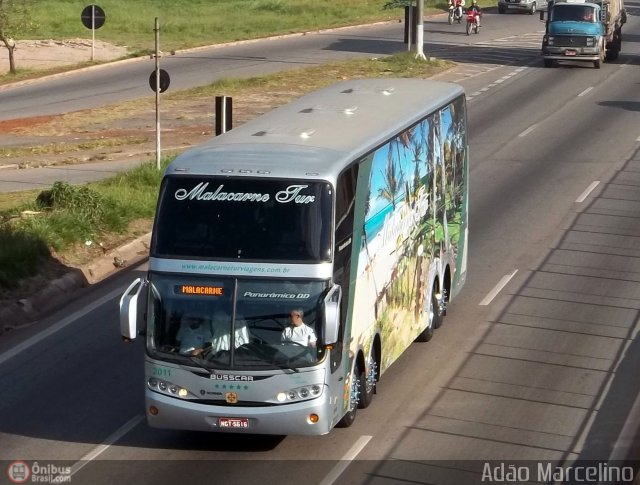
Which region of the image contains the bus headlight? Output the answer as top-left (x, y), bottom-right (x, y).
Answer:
top-left (147, 377), bottom-right (190, 399)
top-left (276, 384), bottom-right (324, 403)
top-left (545, 35), bottom-right (554, 46)
top-left (586, 37), bottom-right (595, 46)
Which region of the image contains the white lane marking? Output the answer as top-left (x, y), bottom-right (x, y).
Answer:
top-left (319, 435), bottom-right (373, 485)
top-left (458, 64), bottom-right (533, 98)
top-left (578, 87), bottom-right (593, 97)
top-left (0, 287), bottom-right (124, 366)
top-left (70, 414), bottom-right (145, 476)
top-left (479, 270), bottom-right (518, 306)
top-left (518, 124), bottom-right (538, 137)
top-left (576, 181), bottom-right (600, 203)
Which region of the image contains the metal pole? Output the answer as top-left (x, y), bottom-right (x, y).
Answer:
top-left (91, 5), bottom-right (95, 61)
top-left (415, 0), bottom-right (426, 59)
top-left (155, 17), bottom-right (161, 170)
top-left (407, 0), bottom-right (413, 52)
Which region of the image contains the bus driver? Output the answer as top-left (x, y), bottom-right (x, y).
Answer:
top-left (177, 313), bottom-right (213, 356)
top-left (281, 308), bottom-right (317, 347)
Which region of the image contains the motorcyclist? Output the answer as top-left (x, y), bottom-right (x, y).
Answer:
top-left (449, 0), bottom-right (465, 20)
top-left (467, 0), bottom-right (482, 28)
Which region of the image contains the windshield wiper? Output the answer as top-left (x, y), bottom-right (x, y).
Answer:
top-left (186, 355), bottom-right (213, 375)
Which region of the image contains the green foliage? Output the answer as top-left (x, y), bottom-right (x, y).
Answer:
top-left (0, 160), bottom-right (168, 288)
top-left (37, 181), bottom-right (106, 218)
top-left (0, 0), bottom-right (36, 39)
top-left (383, 0), bottom-right (414, 9)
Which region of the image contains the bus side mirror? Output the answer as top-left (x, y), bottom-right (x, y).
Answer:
top-left (322, 284), bottom-right (342, 345)
top-left (120, 278), bottom-right (145, 341)
top-left (324, 301), bottom-right (340, 345)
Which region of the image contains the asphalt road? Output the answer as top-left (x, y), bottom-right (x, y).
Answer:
top-left (0, 11), bottom-right (545, 122)
top-left (1, 8), bottom-right (640, 485)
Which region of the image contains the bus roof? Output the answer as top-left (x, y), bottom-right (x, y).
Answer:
top-left (166, 78), bottom-right (465, 181)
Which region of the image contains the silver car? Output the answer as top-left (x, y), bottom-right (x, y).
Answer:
top-left (498, 0), bottom-right (539, 14)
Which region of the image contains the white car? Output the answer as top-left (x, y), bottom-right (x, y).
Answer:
top-left (498, 0), bottom-right (539, 14)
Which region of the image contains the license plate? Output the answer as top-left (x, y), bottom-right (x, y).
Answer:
top-left (564, 50), bottom-right (577, 56)
top-left (218, 417), bottom-right (249, 428)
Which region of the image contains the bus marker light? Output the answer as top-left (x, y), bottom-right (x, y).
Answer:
top-left (308, 414), bottom-right (319, 424)
top-left (149, 406), bottom-right (159, 416)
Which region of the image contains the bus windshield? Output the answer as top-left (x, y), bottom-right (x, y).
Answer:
top-left (146, 273), bottom-right (329, 370)
top-left (151, 176), bottom-right (333, 262)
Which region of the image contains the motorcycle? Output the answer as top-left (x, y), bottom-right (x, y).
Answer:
top-left (466, 10), bottom-right (480, 35)
top-left (448, 0), bottom-right (464, 24)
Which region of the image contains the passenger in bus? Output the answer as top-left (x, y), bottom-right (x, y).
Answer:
top-left (210, 310), bottom-right (250, 352)
top-left (281, 308), bottom-right (317, 347)
top-left (177, 313), bottom-right (213, 356)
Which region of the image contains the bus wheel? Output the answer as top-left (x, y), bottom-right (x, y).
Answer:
top-left (337, 367), bottom-right (361, 427)
top-left (359, 350), bottom-right (377, 409)
top-left (433, 289), bottom-right (445, 329)
top-left (415, 293), bottom-right (435, 342)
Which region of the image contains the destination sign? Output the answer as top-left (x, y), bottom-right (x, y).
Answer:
top-left (176, 285), bottom-right (224, 296)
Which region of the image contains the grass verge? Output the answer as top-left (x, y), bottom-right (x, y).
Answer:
top-left (21, 0), bottom-right (444, 52)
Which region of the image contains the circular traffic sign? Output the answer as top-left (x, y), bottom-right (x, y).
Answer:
top-left (149, 69), bottom-right (171, 93)
top-left (81, 5), bottom-right (106, 30)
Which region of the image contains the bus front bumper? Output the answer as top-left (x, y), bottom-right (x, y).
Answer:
top-left (145, 389), bottom-right (336, 435)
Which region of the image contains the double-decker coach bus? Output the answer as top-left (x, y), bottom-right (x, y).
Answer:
top-left (120, 78), bottom-right (469, 435)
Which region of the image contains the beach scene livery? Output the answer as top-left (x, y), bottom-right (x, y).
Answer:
top-left (351, 97), bottom-right (468, 370)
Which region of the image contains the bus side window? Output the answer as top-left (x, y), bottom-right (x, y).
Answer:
top-left (334, 164), bottom-right (358, 313)
top-left (335, 166), bottom-right (358, 251)
top-left (331, 164), bottom-right (358, 372)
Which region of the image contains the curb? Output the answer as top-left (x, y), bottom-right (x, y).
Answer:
top-left (0, 232), bottom-right (151, 334)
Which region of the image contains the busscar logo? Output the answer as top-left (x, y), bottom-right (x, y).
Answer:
top-left (211, 374), bottom-right (254, 381)
top-left (7, 461), bottom-right (30, 484)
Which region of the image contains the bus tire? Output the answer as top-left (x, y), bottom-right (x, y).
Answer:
top-left (415, 291), bottom-right (436, 342)
top-left (337, 366), bottom-right (361, 427)
top-left (433, 289), bottom-right (445, 329)
top-left (359, 349), bottom-right (377, 409)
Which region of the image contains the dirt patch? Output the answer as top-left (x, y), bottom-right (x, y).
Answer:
top-left (0, 38), bottom-right (128, 74)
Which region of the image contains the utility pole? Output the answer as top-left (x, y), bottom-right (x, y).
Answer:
top-left (415, 0), bottom-right (426, 59)
top-left (154, 17), bottom-right (161, 170)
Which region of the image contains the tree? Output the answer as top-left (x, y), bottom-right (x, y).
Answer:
top-left (0, 0), bottom-right (34, 74)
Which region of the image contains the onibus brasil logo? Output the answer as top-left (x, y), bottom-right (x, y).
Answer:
top-left (7, 461), bottom-right (72, 483)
